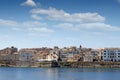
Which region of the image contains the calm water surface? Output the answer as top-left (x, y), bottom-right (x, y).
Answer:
top-left (0, 67), bottom-right (120, 80)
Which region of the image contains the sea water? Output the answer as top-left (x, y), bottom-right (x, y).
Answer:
top-left (0, 67), bottom-right (120, 80)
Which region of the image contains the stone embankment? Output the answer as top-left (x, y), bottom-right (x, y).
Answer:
top-left (1, 61), bottom-right (120, 68)
top-left (58, 62), bottom-right (120, 68)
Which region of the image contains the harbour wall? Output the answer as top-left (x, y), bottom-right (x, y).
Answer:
top-left (58, 62), bottom-right (120, 68)
top-left (1, 61), bottom-right (120, 68)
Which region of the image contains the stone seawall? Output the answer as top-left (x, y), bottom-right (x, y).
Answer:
top-left (1, 61), bottom-right (120, 68)
top-left (0, 61), bottom-right (59, 67)
top-left (58, 62), bottom-right (120, 68)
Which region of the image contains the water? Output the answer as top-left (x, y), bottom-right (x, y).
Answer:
top-left (0, 67), bottom-right (120, 80)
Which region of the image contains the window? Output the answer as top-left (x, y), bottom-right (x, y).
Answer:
top-left (110, 51), bottom-right (114, 53)
top-left (118, 50), bottom-right (120, 52)
top-left (22, 55), bottom-right (25, 57)
top-left (118, 53), bottom-right (120, 55)
top-left (104, 50), bottom-right (106, 52)
top-left (104, 53), bottom-right (106, 55)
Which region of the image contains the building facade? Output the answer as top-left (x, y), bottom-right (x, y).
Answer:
top-left (91, 49), bottom-right (102, 62)
top-left (102, 48), bottom-right (120, 62)
top-left (0, 46), bottom-right (18, 61)
top-left (19, 49), bottom-right (36, 62)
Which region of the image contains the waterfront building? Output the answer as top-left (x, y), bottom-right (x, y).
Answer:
top-left (46, 50), bottom-right (58, 61)
top-left (69, 46), bottom-right (77, 52)
top-left (0, 46), bottom-right (18, 61)
top-left (10, 52), bottom-right (19, 61)
top-left (35, 51), bottom-right (49, 62)
top-left (36, 49), bottom-right (59, 62)
top-left (60, 52), bottom-right (75, 62)
top-left (60, 50), bottom-right (79, 62)
top-left (34, 51), bottom-right (43, 61)
top-left (80, 48), bottom-right (93, 62)
top-left (0, 54), bottom-right (9, 61)
top-left (82, 53), bottom-right (93, 62)
top-left (60, 52), bottom-right (68, 62)
top-left (19, 49), bottom-right (36, 61)
top-left (0, 46), bottom-right (18, 55)
top-left (102, 48), bottom-right (120, 62)
top-left (91, 49), bottom-right (102, 62)
top-left (67, 52), bottom-right (75, 62)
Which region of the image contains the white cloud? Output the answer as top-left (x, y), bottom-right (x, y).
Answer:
top-left (79, 23), bottom-right (120, 31)
top-left (31, 14), bottom-right (42, 20)
top-left (0, 18), bottom-right (54, 35)
top-left (21, 0), bottom-right (36, 7)
top-left (57, 23), bottom-right (120, 32)
top-left (0, 17), bottom-right (119, 35)
top-left (28, 27), bottom-right (54, 33)
top-left (22, 21), bottom-right (47, 27)
top-left (0, 19), bottom-right (18, 26)
top-left (30, 7), bottom-right (120, 33)
top-left (56, 23), bottom-right (78, 31)
top-left (0, 19), bottom-right (47, 28)
top-left (22, 21), bottom-right (54, 33)
top-left (30, 7), bottom-right (105, 23)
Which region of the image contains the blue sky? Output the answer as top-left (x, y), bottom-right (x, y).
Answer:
top-left (0, 0), bottom-right (120, 49)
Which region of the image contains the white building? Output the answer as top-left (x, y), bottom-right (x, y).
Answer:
top-left (47, 50), bottom-right (58, 61)
top-left (102, 48), bottom-right (120, 62)
top-left (37, 50), bottom-right (58, 62)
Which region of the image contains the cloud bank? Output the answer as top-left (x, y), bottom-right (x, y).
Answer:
top-left (30, 7), bottom-right (105, 23)
top-left (21, 0), bottom-right (36, 7)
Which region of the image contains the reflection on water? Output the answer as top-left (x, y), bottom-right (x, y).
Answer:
top-left (0, 67), bottom-right (120, 80)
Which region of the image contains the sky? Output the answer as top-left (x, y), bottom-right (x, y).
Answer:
top-left (0, 0), bottom-right (120, 49)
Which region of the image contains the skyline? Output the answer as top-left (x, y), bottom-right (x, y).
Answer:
top-left (0, 0), bottom-right (120, 49)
